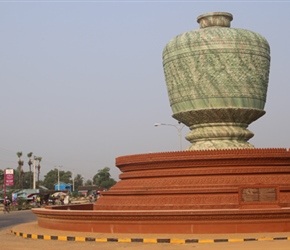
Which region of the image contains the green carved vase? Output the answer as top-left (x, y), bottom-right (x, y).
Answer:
top-left (162, 12), bottom-right (270, 150)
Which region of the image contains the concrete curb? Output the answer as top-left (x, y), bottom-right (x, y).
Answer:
top-left (10, 230), bottom-right (290, 244)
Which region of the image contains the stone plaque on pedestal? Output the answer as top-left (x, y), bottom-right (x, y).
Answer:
top-left (241, 187), bottom-right (277, 203)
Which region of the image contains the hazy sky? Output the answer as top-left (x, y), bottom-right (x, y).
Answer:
top-left (0, 1), bottom-right (289, 182)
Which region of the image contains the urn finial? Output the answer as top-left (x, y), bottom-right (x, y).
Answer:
top-left (197, 12), bottom-right (233, 28)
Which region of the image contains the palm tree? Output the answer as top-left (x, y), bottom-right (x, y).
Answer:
top-left (16, 152), bottom-right (24, 189)
top-left (36, 157), bottom-right (42, 187)
top-left (27, 152), bottom-right (33, 188)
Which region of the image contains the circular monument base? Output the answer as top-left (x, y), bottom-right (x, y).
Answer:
top-left (33, 207), bottom-right (290, 234)
top-left (33, 148), bottom-right (290, 234)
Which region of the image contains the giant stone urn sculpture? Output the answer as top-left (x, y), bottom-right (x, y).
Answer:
top-left (32, 11), bottom-right (290, 235)
top-left (163, 12), bottom-right (270, 149)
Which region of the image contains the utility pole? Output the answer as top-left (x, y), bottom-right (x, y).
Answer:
top-left (72, 170), bottom-right (74, 192)
top-left (58, 166), bottom-right (60, 191)
top-left (57, 166), bottom-right (63, 190)
top-left (4, 171), bottom-right (6, 198)
top-left (33, 158), bottom-right (36, 189)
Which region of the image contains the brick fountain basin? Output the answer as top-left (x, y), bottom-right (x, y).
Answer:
top-left (32, 148), bottom-right (290, 234)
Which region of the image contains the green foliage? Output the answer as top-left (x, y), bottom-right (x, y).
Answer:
top-left (42, 169), bottom-right (57, 190)
top-left (16, 196), bottom-right (26, 206)
top-left (71, 191), bottom-right (79, 198)
top-left (93, 167), bottom-right (116, 190)
top-left (73, 174), bottom-right (84, 190)
top-left (43, 168), bottom-right (72, 190)
top-left (84, 179), bottom-right (93, 186)
top-left (0, 169), bottom-right (3, 184)
top-left (16, 152), bottom-right (22, 159)
top-left (22, 172), bottom-right (31, 189)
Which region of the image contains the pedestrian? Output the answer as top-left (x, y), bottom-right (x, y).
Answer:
top-left (60, 195), bottom-right (64, 205)
top-left (36, 196), bottom-right (41, 207)
top-left (3, 196), bottom-right (11, 213)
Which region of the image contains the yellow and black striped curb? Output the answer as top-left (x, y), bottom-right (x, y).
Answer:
top-left (11, 230), bottom-right (290, 244)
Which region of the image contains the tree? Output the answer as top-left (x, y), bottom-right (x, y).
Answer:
top-left (42, 169), bottom-right (57, 190)
top-left (84, 179), bottom-right (93, 186)
top-left (34, 156), bottom-right (42, 186)
top-left (43, 168), bottom-right (72, 190)
top-left (22, 171), bottom-right (31, 189)
top-left (0, 169), bottom-right (4, 185)
top-left (61, 170), bottom-right (72, 184)
top-left (93, 167), bottom-right (116, 190)
top-left (27, 152), bottom-right (33, 188)
top-left (74, 174), bottom-right (84, 190)
top-left (16, 152), bottom-right (24, 188)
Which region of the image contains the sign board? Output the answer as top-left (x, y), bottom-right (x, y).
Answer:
top-left (5, 169), bottom-right (14, 186)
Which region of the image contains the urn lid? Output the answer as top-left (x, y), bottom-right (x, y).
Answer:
top-left (197, 12), bottom-right (233, 28)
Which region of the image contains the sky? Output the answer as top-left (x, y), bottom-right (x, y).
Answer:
top-left (0, 0), bottom-right (289, 182)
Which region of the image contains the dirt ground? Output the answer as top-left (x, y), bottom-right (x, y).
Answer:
top-left (1, 222), bottom-right (290, 250)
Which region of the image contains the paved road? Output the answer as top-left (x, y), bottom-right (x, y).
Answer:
top-left (0, 209), bottom-right (37, 230)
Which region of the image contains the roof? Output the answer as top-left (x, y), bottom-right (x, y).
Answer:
top-left (27, 190), bottom-right (68, 198)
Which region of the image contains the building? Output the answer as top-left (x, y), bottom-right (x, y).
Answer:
top-left (54, 182), bottom-right (72, 192)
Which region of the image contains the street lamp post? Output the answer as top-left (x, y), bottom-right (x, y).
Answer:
top-left (154, 122), bottom-right (185, 150)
